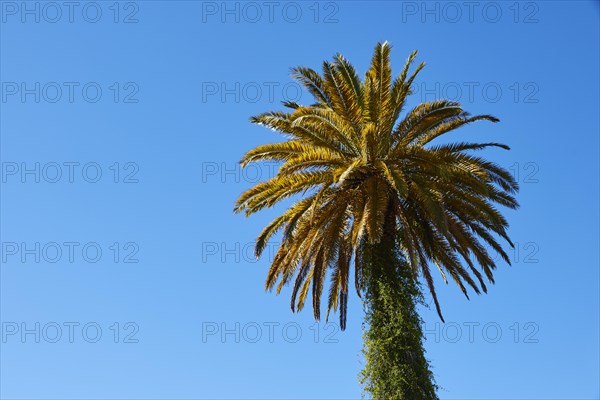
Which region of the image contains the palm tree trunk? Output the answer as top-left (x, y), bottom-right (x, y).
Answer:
top-left (360, 205), bottom-right (438, 399)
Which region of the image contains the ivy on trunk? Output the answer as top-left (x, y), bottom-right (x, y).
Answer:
top-left (359, 207), bottom-right (438, 399)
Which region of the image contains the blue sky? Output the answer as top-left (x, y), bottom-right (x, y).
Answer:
top-left (1, 1), bottom-right (598, 399)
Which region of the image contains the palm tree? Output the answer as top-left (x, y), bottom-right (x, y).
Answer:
top-left (234, 42), bottom-right (518, 399)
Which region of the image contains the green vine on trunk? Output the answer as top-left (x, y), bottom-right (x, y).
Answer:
top-left (359, 237), bottom-right (438, 400)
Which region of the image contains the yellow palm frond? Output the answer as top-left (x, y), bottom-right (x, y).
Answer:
top-left (235, 43), bottom-right (519, 329)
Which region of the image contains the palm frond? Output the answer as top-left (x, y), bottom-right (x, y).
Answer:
top-left (235, 43), bottom-right (518, 329)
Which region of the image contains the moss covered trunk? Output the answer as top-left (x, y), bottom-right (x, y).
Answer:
top-left (360, 206), bottom-right (438, 399)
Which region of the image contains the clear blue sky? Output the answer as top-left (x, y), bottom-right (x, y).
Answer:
top-left (1, 1), bottom-right (598, 399)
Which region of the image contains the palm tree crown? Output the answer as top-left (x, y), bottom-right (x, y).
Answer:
top-left (234, 42), bottom-right (519, 329)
